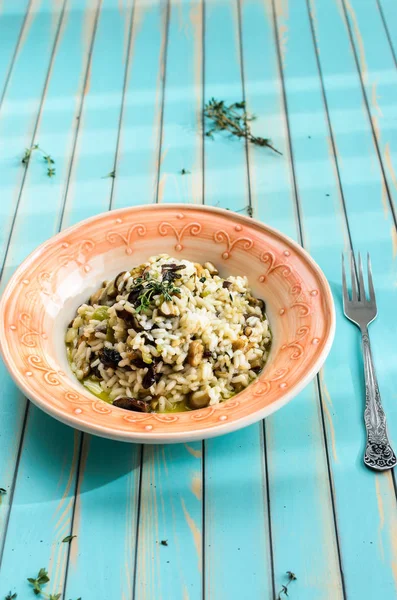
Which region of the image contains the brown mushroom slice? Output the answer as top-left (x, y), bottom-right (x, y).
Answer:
top-left (203, 262), bottom-right (219, 276)
top-left (113, 397), bottom-right (149, 412)
top-left (188, 389), bottom-right (211, 409)
top-left (188, 341), bottom-right (204, 367)
top-left (232, 382), bottom-right (245, 393)
top-left (106, 279), bottom-right (118, 299)
top-left (247, 295), bottom-right (266, 312)
top-left (89, 286), bottom-right (106, 306)
top-left (249, 357), bottom-right (263, 370)
top-left (232, 339), bottom-right (245, 351)
top-left (114, 271), bottom-right (128, 291)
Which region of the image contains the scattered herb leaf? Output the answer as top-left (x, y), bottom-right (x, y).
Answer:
top-left (62, 535), bottom-right (76, 543)
top-left (21, 144), bottom-right (56, 178)
top-left (160, 540), bottom-right (168, 546)
top-left (199, 277), bottom-right (206, 283)
top-left (204, 98), bottom-right (281, 155)
top-left (103, 170), bottom-right (116, 179)
top-left (27, 568), bottom-right (50, 596)
top-left (5, 592), bottom-right (17, 600)
top-left (180, 168), bottom-right (191, 175)
top-left (0, 488), bottom-right (6, 494)
top-left (276, 571), bottom-right (297, 599)
top-left (235, 205), bottom-right (253, 218)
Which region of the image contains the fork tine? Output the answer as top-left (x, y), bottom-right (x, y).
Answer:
top-left (350, 252), bottom-right (358, 302)
top-left (358, 252), bottom-right (366, 301)
top-left (367, 253), bottom-right (376, 302)
top-left (342, 253), bottom-right (350, 306)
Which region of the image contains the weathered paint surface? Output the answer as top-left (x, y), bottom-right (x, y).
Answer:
top-left (0, 0), bottom-right (396, 598)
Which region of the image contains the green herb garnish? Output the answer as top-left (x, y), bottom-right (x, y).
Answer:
top-left (204, 98), bottom-right (281, 155)
top-left (0, 487), bottom-right (6, 494)
top-left (180, 168), bottom-right (190, 175)
top-left (27, 568), bottom-right (64, 599)
top-left (5, 592), bottom-right (17, 600)
top-left (277, 571), bottom-right (297, 599)
top-left (62, 535), bottom-right (76, 543)
top-left (27, 568), bottom-right (50, 596)
top-left (103, 170), bottom-right (116, 179)
top-left (21, 144), bottom-right (56, 178)
top-left (131, 275), bottom-right (181, 314)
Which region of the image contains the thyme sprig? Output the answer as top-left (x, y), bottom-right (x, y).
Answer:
top-left (204, 98), bottom-right (281, 155)
top-left (21, 144), bottom-right (56, 178)
top-left (131, 271), bottom-right (181, 314)
top-left (276, 571), bottom-right (297, 599)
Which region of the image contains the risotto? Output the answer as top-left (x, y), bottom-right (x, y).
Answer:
top-left (65, 254), bottom-right (271, 413)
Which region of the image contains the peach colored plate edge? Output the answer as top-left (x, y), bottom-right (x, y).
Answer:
top-left (0, 204), bottom-right (336, 443)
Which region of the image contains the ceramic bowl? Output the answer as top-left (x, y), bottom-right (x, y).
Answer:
top-left (0, 205), bottom-right (335, 443)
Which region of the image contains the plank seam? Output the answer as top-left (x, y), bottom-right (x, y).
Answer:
top-left (108, 0), bottom-right (137, 211)
top-left (314, 377), bottom-right (348, 598)
top-left (262, 421), bottom-right (276, 600)
top-left (375, 0), bottom-right (397, 71)
top-left (236, 0), bottom-right (252, 218)
top-left (338, 0), bottom-right (397, 232)
top-left (154, 0), bottom-right (171, 204)
top-left (0, 401), bottom-right (29, 570)
top-left (201, 0), bottom-right (206, 207)
top-left (132, 445), bottom-right (144, 600)
top-left (0, 0), bottom-right (34, 112)
top-left (201, 439), bottom-right (206, 600)
top-left (59, 432), bottom-right (85, 594)
top-left (270, 0), bottom-right (305, 247)
top-left (201, 2), bottom-right (206, 595)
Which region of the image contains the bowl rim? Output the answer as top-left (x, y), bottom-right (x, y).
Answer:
top-left (0, 203), bottom-right (336, 442)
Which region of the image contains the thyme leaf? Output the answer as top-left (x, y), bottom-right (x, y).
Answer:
top-left (204, 98), bottom-right (281, 155)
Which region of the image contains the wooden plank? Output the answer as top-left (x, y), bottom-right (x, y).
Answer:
top-left (132, 1), bottom-right (204, 598)
top-left (240, 1), bottom-right (345, 597)
top-left (63, 435), bottom-right (141, 600)
top-left (203, 1), bottom-right (273, 598)
top-left (0, 0), bottom-right (102, 592)
top-left (0, 0), bottom-right (30, 103)
top-left (157, 0), bottom-right (204, 205)
top-left (135, 444), bottom-right (203, 600)
top-left (61, 0), bottom-right (135, 228)
top-left (111, 0), bottom-right (170, 209)
top-left (0, 0), bottom-right (68, 553)
top-left (332, 0), bottom-right (397, 216)
top-left (277, 0), bottom-right (397, 596)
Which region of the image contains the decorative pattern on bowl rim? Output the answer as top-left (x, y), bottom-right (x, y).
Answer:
top-left (0, 205), bottom-right (335, 441)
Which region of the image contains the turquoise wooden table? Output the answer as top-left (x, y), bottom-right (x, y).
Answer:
top-left (1, 0), bottom-right (397, 598)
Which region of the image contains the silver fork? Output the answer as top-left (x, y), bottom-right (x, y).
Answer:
top-left (342, 252), bottom-right (396, 471)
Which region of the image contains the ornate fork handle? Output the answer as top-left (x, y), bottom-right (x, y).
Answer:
top-left (362, 330), bottom-right (397, 470)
